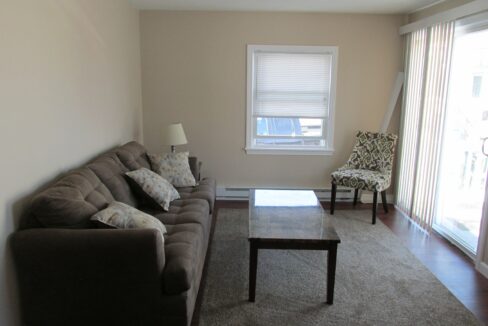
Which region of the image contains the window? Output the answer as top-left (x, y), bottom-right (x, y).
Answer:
top-left (246, 45), bottom-right (338, 155)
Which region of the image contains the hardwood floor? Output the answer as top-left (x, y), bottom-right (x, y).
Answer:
top-left (192, 200), bottom-right (488, 325)
top-left (375, 206), bottom-right (488, 325)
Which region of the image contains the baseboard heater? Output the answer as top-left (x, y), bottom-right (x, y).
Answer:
top-left (216, 187), bottom-right (354, 201)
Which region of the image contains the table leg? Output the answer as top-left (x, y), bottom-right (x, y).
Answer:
top-left (327, 244), bottom-right (338, 304)
top-left (249, 241), bottom-right (258, 302)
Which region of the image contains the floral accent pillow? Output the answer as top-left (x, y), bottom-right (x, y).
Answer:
top-left (148, 152), bottom-right (196, 187)
top-left (125, 168), bottom-right (180, 211)
top-left (91, 201), bottom-right (166, 238)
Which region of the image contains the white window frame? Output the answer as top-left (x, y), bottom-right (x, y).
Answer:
top-left (245, 44), bottom-right (338, 155)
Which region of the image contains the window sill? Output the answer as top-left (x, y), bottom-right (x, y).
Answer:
top-left (245, 147), bottom-right (335, 156)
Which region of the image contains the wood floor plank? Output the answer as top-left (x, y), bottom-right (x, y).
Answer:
top-left (375, 205), bottom-right (488, 324)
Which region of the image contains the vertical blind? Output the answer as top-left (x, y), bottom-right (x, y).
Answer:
top-left (253, 52), bottom-right (332, 118)
top-left (396, 21), bottom-right (455, 232)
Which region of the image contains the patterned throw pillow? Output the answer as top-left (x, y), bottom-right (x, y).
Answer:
top-left (91, 201), bottom-right (167, 238)
top-left (125, 168), bottom-right (180, 211)
top-left (148, 152), bottom-right (196, 187)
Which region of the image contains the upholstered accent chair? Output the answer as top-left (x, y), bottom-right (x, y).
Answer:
top-left (330, 131), bottom-right (398, 224)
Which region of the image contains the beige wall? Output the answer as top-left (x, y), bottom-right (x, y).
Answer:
top-left (0, 0), bottom-right (142, 324)
top-left (140, 11), bottom-right (404, 190)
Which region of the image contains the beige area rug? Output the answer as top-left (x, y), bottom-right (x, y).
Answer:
top-left (199, 208), bottom-right (481, 326)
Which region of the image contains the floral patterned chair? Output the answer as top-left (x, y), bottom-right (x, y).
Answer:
top-left (330, 131), bottom-right (398, 224)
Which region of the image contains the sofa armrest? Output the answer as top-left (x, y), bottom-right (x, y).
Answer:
top-left (10, 228), bottom-right (165, 326)
top-left (189, 156), bottom-right (201, 181)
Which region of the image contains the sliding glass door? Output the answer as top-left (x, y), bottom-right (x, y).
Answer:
top-left (434, 27), bottom-right (488, 255)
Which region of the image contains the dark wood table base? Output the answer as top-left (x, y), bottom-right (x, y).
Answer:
top-left (247, 190), bottom-right (341, 305)
top-left (248, 239), bottom-right (338, 304)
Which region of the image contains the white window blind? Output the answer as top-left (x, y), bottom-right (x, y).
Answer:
top-left (396, 21), bottom-right (455, 231)
top-left (254, 52), bottom-right (332, 119)
top-left (396, 29), bottom-right (428, 225)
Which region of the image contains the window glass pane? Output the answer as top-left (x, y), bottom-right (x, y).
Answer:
top-left (434, 27), bottom-right (488, 253)
top-left (255, 117), bottom-right (323, 137)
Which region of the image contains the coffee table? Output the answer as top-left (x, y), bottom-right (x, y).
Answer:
top-left (248, 189), bottom-right (341, 304)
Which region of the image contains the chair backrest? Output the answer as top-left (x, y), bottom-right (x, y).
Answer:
top-left (345, 131), bottom-right (398, 173)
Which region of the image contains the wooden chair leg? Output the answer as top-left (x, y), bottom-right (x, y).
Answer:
top-left (353, 189), bottom-right (359, 206)
top-left (330, 183), bottom-right (337, 215)
top-left (381, 191), bottom-right (388, 213)
top-left (372, 191), bottom-right (378, 224)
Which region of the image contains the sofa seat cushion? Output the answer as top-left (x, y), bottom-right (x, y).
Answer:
top-left (175, 178), bottom-right (216, 213)
top-left (143, 199), bottom-right (210, 240)
top-left (162, 223), bottom-right (204, 295)
top-left (162, 199), bottom-right (209, 225)
top-left (142, 198), bottom-right (210, 295)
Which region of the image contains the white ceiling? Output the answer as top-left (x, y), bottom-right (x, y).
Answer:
top-left (129, 0), bottom-right (442, 14)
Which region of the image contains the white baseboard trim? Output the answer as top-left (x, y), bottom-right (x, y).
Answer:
top-left (476, 261), bottom-right (488, 279)
top-left (360, 193), bottom-right (395, 204)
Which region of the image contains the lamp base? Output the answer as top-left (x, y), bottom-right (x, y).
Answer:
top-left (171, 145), bottom-right (176, 153)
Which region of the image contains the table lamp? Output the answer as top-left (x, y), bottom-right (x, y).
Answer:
top-left (163, 123), bottom-right (187, 153)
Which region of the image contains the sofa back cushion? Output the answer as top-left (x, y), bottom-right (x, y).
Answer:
top-left (87, 153), bottom-right (139, 207)
top-left (31, 168), bottom-right (114, 228)
top-left (116, 141), bottom-right (152, 171)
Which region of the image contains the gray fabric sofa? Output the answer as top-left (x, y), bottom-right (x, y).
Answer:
top-left (10, 141), bottom-right (216, 326)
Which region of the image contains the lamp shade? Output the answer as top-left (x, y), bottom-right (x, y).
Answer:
top-left (163, 123), bottom-right (187, 146)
